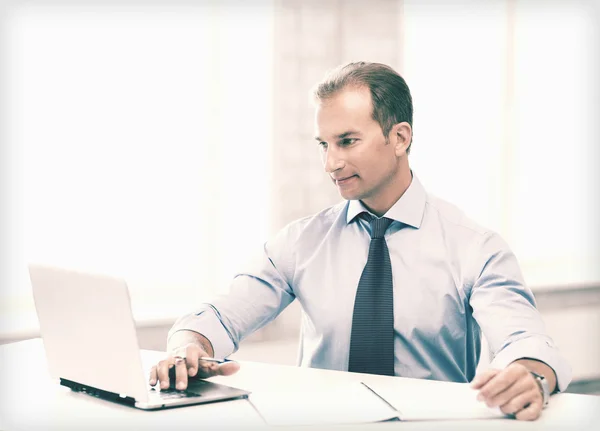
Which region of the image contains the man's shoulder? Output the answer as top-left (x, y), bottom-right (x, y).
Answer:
top-left (264, 202), bottom-right (347, 271)
top-left (273, 201), bottom-right (348, 246)
top-left (424, 194), bottom-right (513, 267)
top-left (287, 200), bottom-right (348, 232)
top-left (424, 193), bottom-right (490, 238)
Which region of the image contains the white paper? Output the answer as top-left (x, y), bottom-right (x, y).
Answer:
top-left (364, 379), bottom-right (506, 421)
top-left (248, 382), bottom-right (399, 426)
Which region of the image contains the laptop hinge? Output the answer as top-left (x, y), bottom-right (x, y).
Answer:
top-left (60, 378), bottom-right (136, 407)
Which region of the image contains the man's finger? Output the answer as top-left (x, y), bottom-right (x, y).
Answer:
top-left (500, 388), bottom-right (540, 417)
top-left (471, 368), bottom-right (500, 389)
top-left (211, 361), bottom-right (241, 377)
top-left (515, 398), bottom-right (542, 421)
top-left (157, 358), bottom-right (174, 389)
top-left (149, 365), bottom-right (157, 386)
top-left (488, 377), bottom-right (530, 408)
top-left (477, 365), bottom-right (527, 401)
top-left (174, 357), bottom-right (188, 390)
top-left (183, 346), bottom-right (201, 378)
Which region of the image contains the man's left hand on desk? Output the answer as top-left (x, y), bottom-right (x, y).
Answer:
top-left (471, 362), bottom-right (545, 421)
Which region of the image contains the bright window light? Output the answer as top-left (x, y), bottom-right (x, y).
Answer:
top-left (403, 0), bottom-right (598, 289)
top-left (1, 0), bottom-right (273, 337)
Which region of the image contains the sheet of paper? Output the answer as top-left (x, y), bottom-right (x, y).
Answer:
top-left (364, 379), bottom-right (506, 421)
top-left (248, 382), bottom-right (399, 426)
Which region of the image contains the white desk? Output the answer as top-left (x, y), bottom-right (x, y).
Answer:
top-left (1, 339), bottom-right (598, 430)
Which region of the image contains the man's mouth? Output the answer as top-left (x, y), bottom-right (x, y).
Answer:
top-left (333, 175), bottom-right (357, 186)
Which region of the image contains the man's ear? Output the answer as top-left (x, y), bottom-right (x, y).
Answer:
top-left (389, 122), bottom-right (412, 156)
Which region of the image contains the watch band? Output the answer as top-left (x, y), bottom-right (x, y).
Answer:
top-left (530, 371), bottom-right (550, 407)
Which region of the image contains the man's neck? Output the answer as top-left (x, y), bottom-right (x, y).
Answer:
top-left (361, 168), bottom-right (413, 217)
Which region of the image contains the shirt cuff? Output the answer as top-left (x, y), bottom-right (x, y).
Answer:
top-left (490, 336), bottom-right (572, 393)
top-left (167, 307), bottom-right (236, 358)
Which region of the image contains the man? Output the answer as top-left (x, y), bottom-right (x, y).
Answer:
top-left (150, 62), bottom-right (570, 421)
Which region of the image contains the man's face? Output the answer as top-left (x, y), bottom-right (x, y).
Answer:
top-left (314, 86), bottom-right (400, 204)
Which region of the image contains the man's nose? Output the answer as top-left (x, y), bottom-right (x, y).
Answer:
top-left (323, 147), bottom-right (344, 173)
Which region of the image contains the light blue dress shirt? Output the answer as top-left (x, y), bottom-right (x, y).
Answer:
top-left (170, 174), bottom-right (571, 391)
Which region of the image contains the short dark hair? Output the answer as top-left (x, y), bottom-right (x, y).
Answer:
top-left (312, 62), bottom-right (414, 154)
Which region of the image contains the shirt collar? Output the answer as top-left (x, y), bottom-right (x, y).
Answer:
top-left (346, 173), bottom-right (427, 229)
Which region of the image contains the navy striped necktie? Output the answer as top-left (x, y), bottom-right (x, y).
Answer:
top-left (348, 214), bottom-right (395, 376)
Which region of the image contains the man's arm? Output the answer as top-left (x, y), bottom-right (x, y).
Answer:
top-left (167, 241), bottom-right (297, 359)
top-left (151, 225), bottom-right (298, 389)
top-left (468, 232), bottom-right (571, 420)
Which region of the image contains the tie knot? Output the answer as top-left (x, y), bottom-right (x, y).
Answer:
top-left (367, 216), bottom-right (393, 239)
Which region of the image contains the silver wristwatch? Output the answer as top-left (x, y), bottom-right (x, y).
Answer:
top-left (530, 371), bottom-right (550, 407)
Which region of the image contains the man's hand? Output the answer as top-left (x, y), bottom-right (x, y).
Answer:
top-left (471, 362), bottom-right (544, 421)
top-left (149, 331), bottom-right (240, 391)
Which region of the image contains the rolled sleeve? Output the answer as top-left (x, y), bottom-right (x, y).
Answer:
top-left (469, 231), bottom-right (572, 392)
top-left (168, 306), bottom-right (236, 358)
top-left (490, 335), bottom-right (572, 392)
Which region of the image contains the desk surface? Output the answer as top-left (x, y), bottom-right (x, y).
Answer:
top-left (1, 339), bottom-right (598, 430)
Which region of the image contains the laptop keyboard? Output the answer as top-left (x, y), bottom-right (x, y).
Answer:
top-left (155, 389), bottom-right (202, 399)
top-left (149, 379), bottom-right (210, 399)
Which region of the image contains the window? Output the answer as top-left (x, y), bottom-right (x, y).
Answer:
top-left (509, 0), bottom-right (598, 287)
top-left (403, 0), bottom-right (598, 289)
top-left (1, 0), bottom-right (273, 339)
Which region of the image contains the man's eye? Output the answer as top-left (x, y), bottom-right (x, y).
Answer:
top-left (340, 138), bottom-right (356, 146)
top-left (318, 141), bottom-right (328, 149)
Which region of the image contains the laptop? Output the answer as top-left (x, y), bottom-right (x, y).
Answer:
top-left (29, 264), bottom-right (250, 410)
